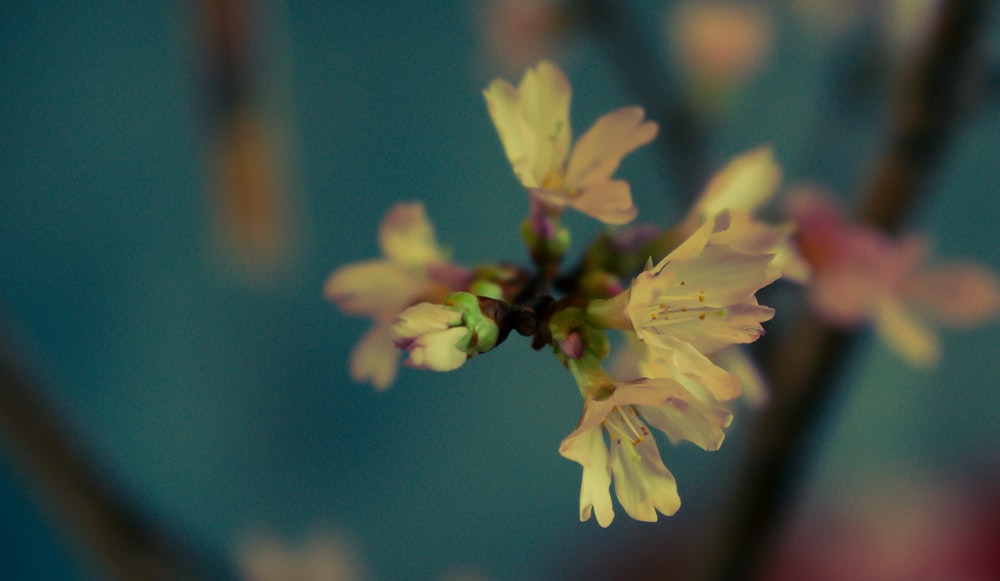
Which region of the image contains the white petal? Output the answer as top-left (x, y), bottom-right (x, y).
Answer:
top-left (641, 301), bottom-right (775, 354)
top-left (392, 302), bottom-right (463, 339)
top-left (639, 336), bottom-right (742, 401)
top-left (405, 326), bottom-right (469, 371)
top-left (349, 325), bottom-right (399, 390)
top-left (378, 203), bottom-right (445, 266)
top-left (560, 398), bottom-right (616, 463)
top-left (709, 214), bottom-right (811, 283)
top-left (608, 429), bottom-right (680, 521)
top-left (576, 428), bottom-right (614, 526)
top-left (565, 106), bottom-right (658, 189)
top-left (657, 244), bottom-right (779, 308)
top-left (653, 210), bottom-right (729, 268)
top-left (637, 396), bottom-right (732, 451)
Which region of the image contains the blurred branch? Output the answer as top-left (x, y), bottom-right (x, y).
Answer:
top-left (696, 1), bottom-right (992, 580)
top-left (583, 0), bottom-right (710, 201)
top-left (0, 337), bottom-right (232, 581)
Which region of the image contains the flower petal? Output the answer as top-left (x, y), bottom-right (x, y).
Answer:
top-left (567, 179), bottom-right (638, 225)
top-left (640, 301), bottom-right (775, 354)
top-left (573, 427), bottom-right (614, 526)
top-left (565, 106), bottom-right (658, 189)
top-left (637, 396), bottom-right (732, 451)
top-left (518, 60), bottom-right (572, 181)
top-left (378, 203), bottom-right (445, 266)
top-left (655, 209), bottom-right (729, 266)
top-left (712, 346), bottom-right (769, 408)
top-left (483, 78), bottom-right (538, 186)
top-left (608, 430), bottom-right (680, 521)
top-left (910, 263), bottom-right (1000, 328)
top-left (324, 260), bottom-right (424, 318)
top-left (655, 244), bottom-right (779, 307)
top-left (392, 302), bottom-right (463, 339)
top-left (692, 145), bottom-right (781, 218)
top-left (349, 324), bottom-right (399, 390)
top-left (710, 214), bottom-right (810, 283)
top-left (875, 297), bottom-right (940, 368)
top-left (638, 336), bottom-right (742, 401)
top-left (403, 326), bottom-right (469, 371)
top-left (560, 398), bottom-right (616, 463)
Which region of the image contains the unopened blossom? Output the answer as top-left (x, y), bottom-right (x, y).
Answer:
top-left (559, 364), bottom-right (732, 526)
top-left (790, 191), bottom-right (1000, 367)
top-left (392, 292), bottom-right (505, 372)
top-left (591, 210), bottom-right (780, 361)
top-left (392, 302), bottom-right (469, 372)
top-left (483, 60), bottom-right (658, 225)
top-left (324, 203), bottom-right (469, 389)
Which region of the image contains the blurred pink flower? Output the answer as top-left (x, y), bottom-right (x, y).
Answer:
top-left (789, 190), bottom-right (1000, 366)
top-left (669, 0), bottom-right (774, 111)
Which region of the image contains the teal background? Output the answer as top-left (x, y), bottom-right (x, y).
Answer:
top-left (2, 2), bottom-right (998, 579)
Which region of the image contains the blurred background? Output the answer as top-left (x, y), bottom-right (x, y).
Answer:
top-left (1, 1), bottom-right (998, 579)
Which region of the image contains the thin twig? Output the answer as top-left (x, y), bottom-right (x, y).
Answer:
top-left (697, 2), bottom-right (991, 580)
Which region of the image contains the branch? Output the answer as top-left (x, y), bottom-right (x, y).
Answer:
top-left (696, 1), bottom-right (992, 579)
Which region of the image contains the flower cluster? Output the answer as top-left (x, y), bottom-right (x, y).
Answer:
top-left (325, 60), bottom-right (802, 526)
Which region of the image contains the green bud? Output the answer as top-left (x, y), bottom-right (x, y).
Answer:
top-left (444, 291), bottom-right (501, 355)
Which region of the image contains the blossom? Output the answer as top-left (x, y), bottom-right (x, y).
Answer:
top-left (483, 60), bottom-right (658, 225)
top-left (392, 292), bottom-right (505, 372)
top-left (685, 145), bottom-right (810, 283)
top-left (591, 211), bottom-right (779, 359)
top-left (392, 302), bottom-right (469, 371)
top-left (324, 203), bottom-right (469, 389)
top-left (559, 372), bottom-right (732, 526)
top-left (790, 191), bottom-right (1000, 366)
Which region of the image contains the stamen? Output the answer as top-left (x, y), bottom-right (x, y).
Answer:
top-left (614, 406), bottom-right (646, 445)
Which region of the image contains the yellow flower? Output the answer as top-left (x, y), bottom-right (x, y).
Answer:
top-left (615, 211), bottom-right (780, 356)
top-left (559, 372), bottom-right (732, 526)
top-left (484, 60), bottom-right (658, 225)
